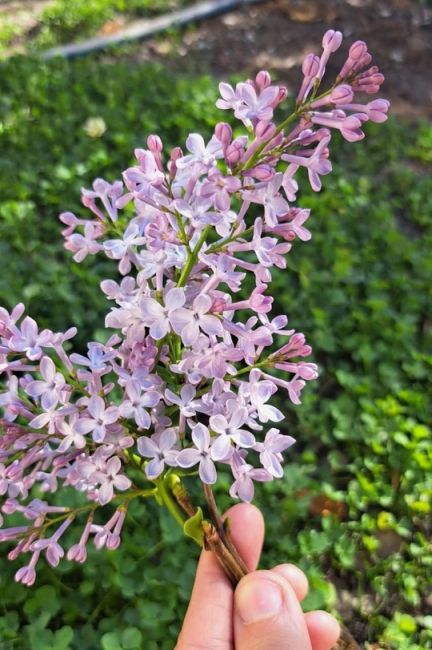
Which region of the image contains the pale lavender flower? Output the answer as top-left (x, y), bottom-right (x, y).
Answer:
top-left (176, 133), bottom-right (223, 170)
top-left (95, 457), bottom-right (131, 505)
top-left (25, 356), bottom-right (67, 403)
top-left (8, 317), bottom-right (52, 361)
top-left (170, 294), bottom-right (223, 346)
top-left (140, 287), bottom-right (185, 340)
top-left (176, 423), bottom-right (217, 484)
top-left (254, 428), bottom-right (296, 478)
top-left (75, 396), bottom-right (119, 443)
top-left (229, 452), bottom-right (272, 502)
top-left (137, 428), bottom-right (179, 479)
top-left (210, 406), bottom-right (255, 460)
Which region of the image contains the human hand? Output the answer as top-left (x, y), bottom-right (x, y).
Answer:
top-left (176, 503), bottom-right (340, 650)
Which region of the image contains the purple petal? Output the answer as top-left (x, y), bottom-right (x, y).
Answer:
top-left (199, 457), bottom-right (217, 484)
top-left (211, 435), bottom-right (231, 461)
top-left (145, 458), bottom-right (164, 479)
top-left (191, 423), bottom-right (210, 451)
top-left (177, 448), bottom-right (200, 468)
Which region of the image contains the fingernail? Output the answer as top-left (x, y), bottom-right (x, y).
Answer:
top-left (235, 577), bottom-right (283, 624)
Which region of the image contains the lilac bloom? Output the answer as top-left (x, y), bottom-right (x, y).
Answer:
top-left (137, 428), bottom-right (179, 479)
top-left (95, 457), bottom-right (131, 505)
top-left (176, 133), bottom-right (223, 170)
top-left (283, 134), bottom-right (332, 192)
top-left (247, 373), bottom-right (284, 423)
top-left (254, 428), bottom-right (296, 478)
top-left (0, 375), bottom-right (22, 422)
top-left (29, 394), bottom-right (75, 434)
top-left (216, 82), bottom-right (243, 112)
top-left (119, 379), bottom-right (160, 429)
top-left (31, 518), bottom-right (73, 567)
top-left (270, 208), bottom-right (312, 242)
top-left (140, 287), bottom-right (185, 340)
top-left (8, 317), bottom-right (52, 361)
top-left (75, 396), bottom-right (119, 443)
top-left (171, 294), bottom-right (223, 346)
top-left (26, 356), bottom-right (67, 403)
top-left (63, 222), bottom-right (103, 262)
top-left (200, 168), bottom-right (241, 211)
top-left (70, 342), bottom-right (116, 373)
top-left (81, 178), bottom-right (123, 222)
top-left (229, 454), bottom-right (272, 502)
top-left (234, 83), bottom-right (279, 123)
top-left (14, 551), bottom-right (39, 586)
top-left (176, 424), bottom-right (217, 484)
top-left (210, 407), bottom-right (255, 460)
top-left (164, 384), bottom-right (199, 418)
top-left (242, 174), bottom-right (289, 227)
top-left (57, 416), bottom-right (87, 452)
top-left (103, 222), bottom-right (147, 275)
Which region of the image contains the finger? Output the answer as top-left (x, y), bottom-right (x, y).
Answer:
top-left (234, 570), bottom-right (312, 650)
top-left (305, 611), bottom-right (341, 650)
top-left (271, 563), bottom-right (309, 601)
top-left (176, 503), bottom-right (265, 650)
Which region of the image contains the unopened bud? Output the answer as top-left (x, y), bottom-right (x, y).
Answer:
top-left (255, 120), bottom-right (276, 140)
top-left (322, 29), bottom-right (343, 52)
top-left (147, 134), bottom-right (163, 153)
top-left (349, 40), bottom-right (368, 61)
top-left (170, 146), bottom-right (183, 162)
top-left (255, 70), bottom-right (271, 89)
top-left (330, 84), bottom-right (354, 104)
top-left (302, 53), bottom-right (320, 78)
top-left (215, 122), bottom-right (232, 145)
top-left (276, 85), bottom-right (288, 104)
top-left (250, 164), bottom-right (274, 181)
top-left (226, 144), bottom-right (242, 165)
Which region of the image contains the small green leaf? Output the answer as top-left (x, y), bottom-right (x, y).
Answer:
top-left (183, 507), bottom-right (204, 545)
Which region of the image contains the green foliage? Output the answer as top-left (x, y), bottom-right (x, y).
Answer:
top-left (0, 0), bottom-right (199, 53)
top-left (0, 53), bottom-right (431, 648)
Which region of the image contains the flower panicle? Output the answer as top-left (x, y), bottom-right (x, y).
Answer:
top-left (0, 29), bottom-right (389, 583)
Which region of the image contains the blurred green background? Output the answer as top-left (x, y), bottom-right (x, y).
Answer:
top-left (0, 1), bottom-right (431, 649)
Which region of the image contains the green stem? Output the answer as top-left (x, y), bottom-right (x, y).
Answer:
top-left (177, 225), bottom-right (211, 288)
top-left (157, 477), bottom-right (187, 529)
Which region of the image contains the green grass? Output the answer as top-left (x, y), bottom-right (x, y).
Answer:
top-left (0, 53), bottom-right (431, 649)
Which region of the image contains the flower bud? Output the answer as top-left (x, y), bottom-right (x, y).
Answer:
top-left (322, 29), bottom-right (343, 52)
top-left (255, 120), bottom-right (276, 140)
top-left (147, 134), bottom-right (163, 153)
top-left (302, 53), bottom-right (320, 78)
top-left (250, 164), bottom-right (275, 181)
top-left (170, 146), bottom-right (183, 162)
top-left (255, 70), bottom-right (271, 89)
top-left (276, 85), bottom-right (288, 104)
top-left (215, 121), bottom-right (232, 145)
top-left (225, 144), bottom-right (242, 165)
top-left (349, 40), bottom-right (368, 61)
top-left (330, 84), bottom-right (354, 104)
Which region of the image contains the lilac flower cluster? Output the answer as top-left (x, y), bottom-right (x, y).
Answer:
top-left (0, 31), bottom-right (388, 584)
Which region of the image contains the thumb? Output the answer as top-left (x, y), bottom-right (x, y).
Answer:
top-left (234, 570), bottom-right (312, 650)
